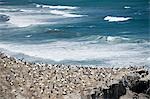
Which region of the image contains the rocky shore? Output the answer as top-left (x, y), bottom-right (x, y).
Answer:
top-left (0, 52), bottom-right (149, 99)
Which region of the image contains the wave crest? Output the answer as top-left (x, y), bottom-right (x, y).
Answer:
top-left (0, 41), bottom-right (149, 66)
top-left (75, 35), bottom-right (130, 44)
top-left (35, 4), bottom-right (78, 10)
top-left (124, 6), bottom-right (131, 9)
top-left (50, 10), bottom-right (86, 18)
top-left (104, 16), bottom-right (132, 22)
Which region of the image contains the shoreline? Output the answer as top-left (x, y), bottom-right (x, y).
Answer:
top-left (0, 52), bottom-right (149, 99)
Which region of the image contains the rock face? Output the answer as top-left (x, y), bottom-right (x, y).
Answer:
top-left (103, 82), bottom-right (126, 99)
top-left (130, 80), bottom-right (150, 94)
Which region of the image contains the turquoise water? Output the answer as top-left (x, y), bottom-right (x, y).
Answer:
top-left (0, 0), bottom-right (149, 66)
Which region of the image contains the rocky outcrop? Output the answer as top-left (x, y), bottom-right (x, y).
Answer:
top-left (123, 69), bottom-right (150, 96)
top-left (103, 82), bottom-right (126, 99)
top-left (102, 69), bottom-right (150, 99)
top-left (130, 80), bottom-right (150, 94)
top-left (0, 52), bottom-right (149, 99)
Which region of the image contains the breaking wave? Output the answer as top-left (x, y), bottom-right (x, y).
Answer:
top-left (35, 4), bottom-right (78, 10)
top-left (124, 6), bottom-right (131, 9)
top-left (0, 8), bottom-right (21, 12)
top-left (104, 16), bottom-right (132, 22)
top-left (0, 36), bottom-right (149, 66)
top-left (74, 35), bottom-right (131, 44)
top-left (50, 10), bottom-right (86, 18)
top-left (0, 5), bottom-right (85, 27)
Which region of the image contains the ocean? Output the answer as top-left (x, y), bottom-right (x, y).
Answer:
top-left (0, 0), bottom-right (149, 66)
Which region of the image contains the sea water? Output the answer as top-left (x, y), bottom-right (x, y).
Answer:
top-left (0, 0), bottom-right (149, 66)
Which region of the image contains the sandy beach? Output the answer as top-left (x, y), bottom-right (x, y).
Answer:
top-left (0, 52), bottom-right (149, 99)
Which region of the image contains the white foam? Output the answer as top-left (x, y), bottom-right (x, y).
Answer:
top-left (106, 36), bottom-right (130, 42)
top-left (0, 8), bottom-right (39, 27)
top-left (63, 13), bottom-right (85, 18)
top-left (0, 8), bottom-right (21, 12)
top-left (104, 16), bottom-right (132, 22)
top-left (147, 57), bottom-right (150, 61)
top-left (20, 9), bottom-right (36, 13)
top-left (36, 4), bottom-right (78, 10)
top-left (76, 35), bottom-right (130, 43)
top-left (7, 16), bottom-right (37, 27)
top-left (124, 6), bottom-right (131, 9)
top-left (0, 41), bottom-right (149, 66)
top-left (0, 6), bottom-right (84, 27)
top-left (36, 4), bottom-right (41, 8)
top-left (50, 10), bottom-right (85, 18)
top-left (6, 12), bottom-right (61, 27)
top-left (25, 35), bottom-right (32, 38)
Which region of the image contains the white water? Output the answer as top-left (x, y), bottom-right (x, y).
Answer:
top-left (35, 4), bottom-right (78, 10)
top-left (50, 10), bottom-right (86, 18)
top-left (124, 6), bottom-right (131, 9)
top-left (0, 40), bottom-right (149, 66)
top-left (0, 5), bottom-right (85, 27)
top-left (104, 16), bottom-right (132, 22)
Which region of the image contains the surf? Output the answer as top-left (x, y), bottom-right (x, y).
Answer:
top-left (0, 39), bottom-right (149, 66)
top-left (50, 10), bottom-right (86, 18)
top-left (35, 4), bottom-right (78, 10)
top-left (104, 16), bottom-right (132, 22)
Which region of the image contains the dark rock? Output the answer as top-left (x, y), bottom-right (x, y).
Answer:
top-left (122, 76), bottom-right (128, 87)
top-left (124, 74), bottom-right (140, 88)
top-left (136, 70), bottom-right (149, 75)
top-left (91, 93), bottom-right (96, 99)
top-left (130, 80), bottom-right (150, 95)
top-left (103, 82), bottom-right (126, 99)
top-left (90, 91), bottom-right (101, 99)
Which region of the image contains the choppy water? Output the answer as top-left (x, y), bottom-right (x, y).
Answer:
top-left (0, 0), bottom-right (149, 66)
